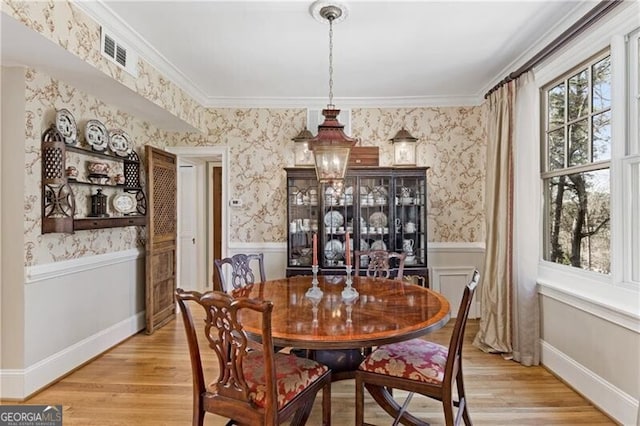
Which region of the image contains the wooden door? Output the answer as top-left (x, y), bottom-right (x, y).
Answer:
top-left (211, 166), bottom-right (223, 291)
top-left (145, 146), bottom-right (177, 334)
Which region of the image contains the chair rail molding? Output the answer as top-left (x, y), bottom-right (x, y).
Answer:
top-left (26, 248), bottom-right (144, 284)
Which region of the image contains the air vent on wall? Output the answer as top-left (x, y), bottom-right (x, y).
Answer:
top-left (100, 27), bottom-right (138, 77)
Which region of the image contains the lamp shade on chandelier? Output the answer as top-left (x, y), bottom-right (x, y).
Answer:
top-left (309, 109), bottom-right (357, 182)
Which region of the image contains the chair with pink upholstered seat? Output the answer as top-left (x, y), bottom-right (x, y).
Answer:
top-left (175, 288), bottom-right (332, 426)
top-left (355, 269), bottom-right (480, 426)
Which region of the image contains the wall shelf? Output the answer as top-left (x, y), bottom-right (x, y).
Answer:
top-left (41, 125), bottom-right (147, 233)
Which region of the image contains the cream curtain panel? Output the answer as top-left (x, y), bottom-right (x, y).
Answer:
top-left (511, 72), bottom-right (540, 366)
top-left (473, 80), bottom-right (514, 355)
top-left (474, 72), bottom-right (540, 366)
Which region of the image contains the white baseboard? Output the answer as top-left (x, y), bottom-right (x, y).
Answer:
top-left (1, 312), bottom-right (145, 400)
top-left (541, 340), bottom-right (639, 425)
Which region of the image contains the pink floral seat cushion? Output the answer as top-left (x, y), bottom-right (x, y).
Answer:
top-left (359, 338), bottom-right (448, 384)
top-left (230, 351), bottom-right (328, 409)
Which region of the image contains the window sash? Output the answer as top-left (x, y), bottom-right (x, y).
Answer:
top-left (628, 28), bottom-right (640, 156)
top-left (542, 49), bottom-right (611, 175)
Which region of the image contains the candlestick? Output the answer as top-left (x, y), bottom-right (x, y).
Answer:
top-left (345, 231), bottom-right (351, 266)
top-left (341, 265), bottom-right (359, 300)
top-left (312, 233), bottom-right (318, 266)
top-left (310, 296), bottom-right (320, 327)
top-left (305, 265), bottom-right (323, 299)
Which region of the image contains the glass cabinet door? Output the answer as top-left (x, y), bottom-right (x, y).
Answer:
top-left (287, 174), bottom-right (318, 267)
top-left (393, 174), bottom-right (427, 266)
top-left (286, 167), bottom-right (428, 277)
top-left (356, 176), bottom-right (392, 268)
top-left (319, 177), bottom-right (357, 268)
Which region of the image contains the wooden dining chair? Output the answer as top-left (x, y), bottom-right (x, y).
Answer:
top-left (354, 250), bottom-right (406, 281)
top-left (214, 253), bottom-right (266, 292)
top-left (355, 269), bottom-right (480, 426)
top-left (175, 288), bottom-right (332, 426)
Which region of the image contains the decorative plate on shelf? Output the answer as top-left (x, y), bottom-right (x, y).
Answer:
top-left (371, 240), bottom-right (387, 250)
top-left (55, 108), bottom-right (77, 145)
top-left (108, 129), bottom-right (133, 157)
top-left (323, 211), bottom-right (344, 227)
top-left (369, 212), bottom-right (388, 228)
top-left (85, 119), bottom-right (109, 151)
top-left (113, 193), bottom-right (137, 214)
top-left (324, 239), bottom-right (343, 259)
top-left (372, 185), bottom-right (388, 196)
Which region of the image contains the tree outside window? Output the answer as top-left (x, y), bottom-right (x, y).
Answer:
top-left (542, 52), bottom-right (611, 274)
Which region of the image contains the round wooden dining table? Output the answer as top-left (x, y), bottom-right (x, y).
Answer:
top-left (235, 274), bottom-right (451, 380)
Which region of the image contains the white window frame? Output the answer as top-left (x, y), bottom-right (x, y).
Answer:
top-left (624, 28), bottom-right (640, 284)
top-left (540, 50), bottom-right (612, 274)
top-left (534, 2), bottom-right (639, 327)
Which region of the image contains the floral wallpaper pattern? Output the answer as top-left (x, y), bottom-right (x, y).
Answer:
top-left (22, 69), bottom-right (486, 265)
top-left (172, 106), bottom-right (486, 244)
top-left (351, 108), bottom-right (486, 242)
top-left (23, 68), bottom-right (182, 266)
top-left (11, 1), bottom-right (487, 266)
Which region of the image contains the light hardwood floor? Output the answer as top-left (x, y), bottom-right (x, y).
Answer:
top-left (3, 315), bottom-right (615, 425)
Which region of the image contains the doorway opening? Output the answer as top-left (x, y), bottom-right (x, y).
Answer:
top-left (167, 146), bottom-right (228, 292)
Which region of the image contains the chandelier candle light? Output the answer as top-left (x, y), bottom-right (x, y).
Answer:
top-left (308, 1), bottom-right (357, 184)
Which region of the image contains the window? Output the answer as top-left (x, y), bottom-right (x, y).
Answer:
top-left (542, 51), bottom-right (612, 274)
top-left (627, 28), bottom-right (640, 283)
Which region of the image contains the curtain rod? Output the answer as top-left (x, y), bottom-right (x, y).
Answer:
top-left (484, 0), bottom-right (623, 99)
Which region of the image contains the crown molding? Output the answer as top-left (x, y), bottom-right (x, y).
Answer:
top-left (479, 0), bottom-right (600, 96)
top-left (74, 0), bottom-right (209, 106)
top-left (75, 1), bottom-right (491, 109)
top-left (202, 95), bottom-right (483, 109)
top-left (73, 1), bottom-right (485, 110)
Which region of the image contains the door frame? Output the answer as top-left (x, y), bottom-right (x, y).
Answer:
top-left (167, 146), bottom-right (229, 291)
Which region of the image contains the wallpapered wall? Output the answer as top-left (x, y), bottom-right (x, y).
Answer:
top-left (23, 69), bottom-right (486, 266)
top-left (352, 108), bottom-right (486, 242)
top-left (170, 106), bottom-right (486, 244)
top-left (23, 69), bottom-right (178, 266)
top-left (12, 0), bottom-right (486, 266)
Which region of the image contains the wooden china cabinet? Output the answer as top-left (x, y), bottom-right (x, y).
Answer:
top-left (285, 166), bottom-right (429, 281)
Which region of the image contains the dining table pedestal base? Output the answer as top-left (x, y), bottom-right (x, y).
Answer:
top-left (291, 348), bottom-right (365, 381)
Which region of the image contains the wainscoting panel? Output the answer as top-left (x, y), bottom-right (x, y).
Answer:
top-left (1, 249), bottom-right (145, 400)
top-left (430, 266), bottom-right (480, 318)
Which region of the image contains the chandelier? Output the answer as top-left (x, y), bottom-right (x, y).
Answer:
top-left (308, 1), bottom-right (357, 183)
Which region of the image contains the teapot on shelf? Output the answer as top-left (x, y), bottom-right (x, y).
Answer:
top-left (400, 186), bottom-right (412, 198)
top-left (402, 239), bottom-right (415, 255)
top-left (87, 161), bottom-right (110, 175)
top-left (404, 221), bottom-right (417, 233)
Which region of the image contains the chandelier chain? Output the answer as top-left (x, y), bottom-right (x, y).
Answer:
top-left (328, 18), bottom-right (334, 108)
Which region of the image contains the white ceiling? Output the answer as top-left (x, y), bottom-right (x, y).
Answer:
top-left (1, 0), bottom-right (599, 129)
top-left (76, 0), bottom-right (596, 108)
